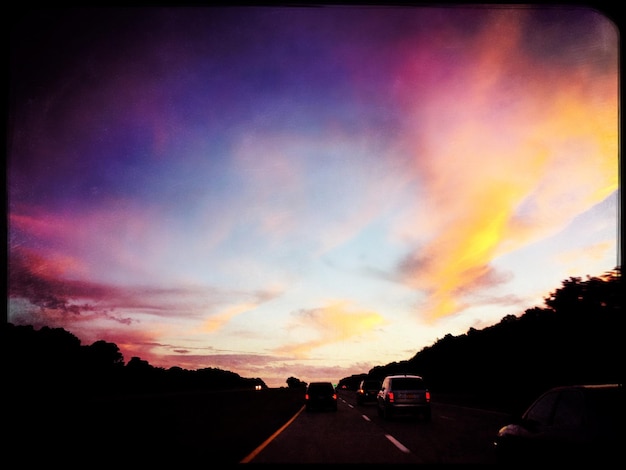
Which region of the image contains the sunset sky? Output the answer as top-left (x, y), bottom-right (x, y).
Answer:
top-left (7, 5), bottom-right (619, 388)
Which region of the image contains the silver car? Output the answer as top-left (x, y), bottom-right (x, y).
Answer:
top-left (377, 374), bottom-right (431, 421)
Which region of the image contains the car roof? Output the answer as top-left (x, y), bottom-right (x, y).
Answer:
top-left (548, 383), bottom-right (622, 392)
top-left (386, 374), bottom-right (423, 379)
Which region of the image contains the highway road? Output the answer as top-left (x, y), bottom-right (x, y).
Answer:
top-left (243, 389), bottom-right (510, 464)
top-left (7, 387), bottom-right (511, 465)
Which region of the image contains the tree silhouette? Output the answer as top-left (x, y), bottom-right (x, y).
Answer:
top-left (339, 267), bottom-right (622, 412)
top-left (83, 340), bottom-right (125, 368)
top-left (286, 376), bottom-right (307, 389)
top-left (3, 266), bottom-right (621, 412)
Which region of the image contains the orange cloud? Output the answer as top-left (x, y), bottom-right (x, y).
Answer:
top-left (200, 302), bottom-right (258, 333)
top-left (273, 300), bottom-right (388, 358)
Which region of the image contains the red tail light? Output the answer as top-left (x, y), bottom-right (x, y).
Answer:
top-left (332, 393), bottom-right (337, 400)
top-left (426, 391), bottom-right (431, 402)
top-left (388, 392), bottom-right (395, 403)
top-left (305, 394), bottom-right (310, 400)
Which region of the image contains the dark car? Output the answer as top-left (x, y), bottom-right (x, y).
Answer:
top-left (493, 383), bottom-right (624, 464)
top-left (377, 374), bottom-right (431, 421)
top-left (356, 379), bottom-right (381, 405)
top-left (305, 381), bottom-right (338, 412)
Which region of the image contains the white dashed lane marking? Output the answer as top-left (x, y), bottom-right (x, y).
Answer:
top-left (385, 434), bottom-right (412, 454)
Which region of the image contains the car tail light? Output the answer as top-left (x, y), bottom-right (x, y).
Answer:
top-left (388, 392), bottom-right (395, 403)
top-left (426, 391), bottom-right (431, 402)
top-left (305, 394), bottom-right (310, 400)
top-left (333, 393), bottom-right (337, 400)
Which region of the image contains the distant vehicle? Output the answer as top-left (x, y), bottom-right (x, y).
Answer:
top-left (377, 374), bottom-right (431, 421)
top-left (493, 383), bottom-right (624, 464)
top-left (356, 379), bottom-right (381, 405)
top-left (305, 381), bottom-right (338, 412)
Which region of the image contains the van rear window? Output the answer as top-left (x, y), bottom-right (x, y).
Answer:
top-left (393, 378), bottom-right (425, 389)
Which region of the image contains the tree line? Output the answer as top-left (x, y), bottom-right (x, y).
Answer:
top-left (337, 267), bottom-right (622, 412)
top-left (2, 322), bottom-right (267, 402)
top-left (3, 267), bottom-right (622, 410)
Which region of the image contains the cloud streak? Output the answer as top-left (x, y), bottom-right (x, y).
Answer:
top-left (384, 7), bottom-right (618, 320)
top-left (275, 300), bottom-right (389, 358)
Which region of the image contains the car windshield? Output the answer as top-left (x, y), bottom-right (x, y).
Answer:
top-left (393, 378), bottom-right (425, 389)
top-left (363, 381), bottom-right (380, 389)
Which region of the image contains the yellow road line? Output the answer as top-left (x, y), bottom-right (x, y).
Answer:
top-left (239, 405), bottom-right (305, 463)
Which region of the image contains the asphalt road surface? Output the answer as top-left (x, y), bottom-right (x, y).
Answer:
top-left (244, 390), bottom-right (510, 464)
top-left (7, 388), bottom-right (510, 465)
